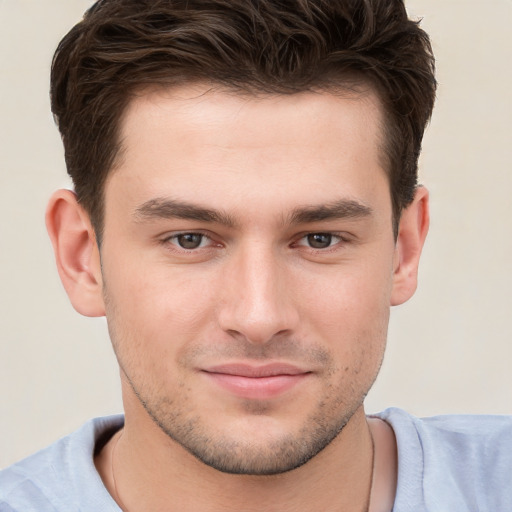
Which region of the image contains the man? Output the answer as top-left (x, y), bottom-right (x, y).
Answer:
top-left (1, 0), bottom-right (510, 511)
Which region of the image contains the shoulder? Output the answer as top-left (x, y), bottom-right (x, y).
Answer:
top-left (380, 407), bottom-right (512, 465)
top-left (373, 408), bottom-right (512, 511)
top-left (379, 406), bottom-right (512, 445)
top-left (0, 415), bottom-right (123, 512)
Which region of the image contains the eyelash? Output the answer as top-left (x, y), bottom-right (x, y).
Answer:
top-left (161, 231), bottom-right (351, 253)
top-left (162, 231), bottom-right (218, 251)
top-left (293, 232), bottom-right (349, 251)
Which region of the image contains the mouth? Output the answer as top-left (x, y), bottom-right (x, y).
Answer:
top-left (201, 363), bottom-right (312, 400)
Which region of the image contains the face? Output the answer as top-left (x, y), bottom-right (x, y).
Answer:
top-left (100, 86), bottom-right (397, 475)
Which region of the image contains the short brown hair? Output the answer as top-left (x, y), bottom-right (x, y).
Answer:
top-left (51, 0), bottom-right (436, 239)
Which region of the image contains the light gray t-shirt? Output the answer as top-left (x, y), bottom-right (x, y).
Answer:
top-left (1, 408), bottom-right (511, 511)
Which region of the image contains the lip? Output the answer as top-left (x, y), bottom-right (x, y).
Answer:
top-left (201, 363), bottom-right (311, 400)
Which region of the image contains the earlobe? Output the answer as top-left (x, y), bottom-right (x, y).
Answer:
top-left (390, 187), bottom-right (430, 306)
top-left (45, 189), bottom-right (105, 317)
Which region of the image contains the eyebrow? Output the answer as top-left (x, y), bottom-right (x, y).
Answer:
top-left (134, 198), bottom-right (236, 227)
top-left (288, 199), bottom-right (373, 224)
top-left (133, 197), bottom-right (373, 227)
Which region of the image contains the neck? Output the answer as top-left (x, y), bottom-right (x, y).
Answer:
top-left (95, 400), bottom-right (387, 512)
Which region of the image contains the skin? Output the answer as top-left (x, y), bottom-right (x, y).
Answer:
top-left (46, 85), bottom-right (428, 511)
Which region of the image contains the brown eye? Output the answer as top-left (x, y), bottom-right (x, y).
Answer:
top-left (176, 233), bottom-right (204, 249)
top-left (307, 233), bottom-right (333, 249)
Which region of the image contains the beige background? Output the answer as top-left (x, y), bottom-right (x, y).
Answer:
top-left (1, 0), bottom-right (511, 468)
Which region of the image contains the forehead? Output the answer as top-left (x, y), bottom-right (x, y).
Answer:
top-left (120, 84), bottom-right (385, 150)
top-left (107, 85), bottom-right (389, 219)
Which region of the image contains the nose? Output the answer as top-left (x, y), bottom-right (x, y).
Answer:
top-left (217, 243), bottom-right (299, 345)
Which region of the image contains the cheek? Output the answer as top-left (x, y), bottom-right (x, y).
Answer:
top-left (101, 253), bottom-right (220, 373)
top-left (105, 250), bottom-right (215, 320)
top-left (299, 260), bottom-right (392, 330)
top-left (297, 260), bottom-right (392, 369)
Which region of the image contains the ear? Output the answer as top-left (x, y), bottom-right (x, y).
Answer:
top-left (45, 189), bottom-right (105, 317)
top-left (390, 186), bottom-right (430, 306)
